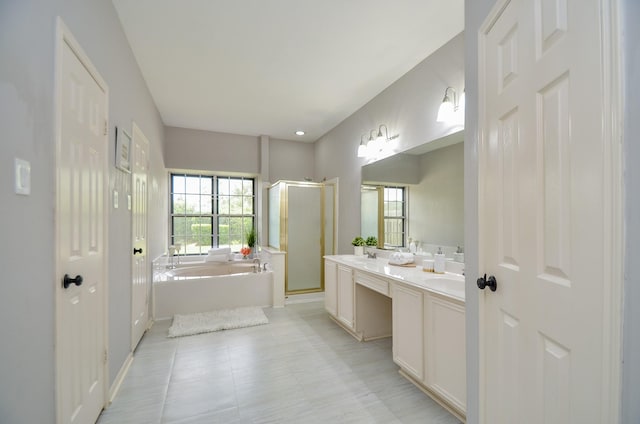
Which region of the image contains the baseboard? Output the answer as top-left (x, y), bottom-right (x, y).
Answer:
top-left (108, 352), bottom-right (134, 404)
top-left (398, 369), bottom-right (466, 423)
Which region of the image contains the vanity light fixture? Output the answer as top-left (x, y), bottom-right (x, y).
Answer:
top-left (357, 124), bottom-right (400, 158)
top-left (357, 134), bottom-right (368, 158)
top-left (436, 87), bottom-right (457, 123)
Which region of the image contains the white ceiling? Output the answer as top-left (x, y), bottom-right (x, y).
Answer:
top-left (112, 0), bottom-right (464, 142)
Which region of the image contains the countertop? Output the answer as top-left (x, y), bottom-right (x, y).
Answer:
top-left (325, 255), bottom-right (465, 302)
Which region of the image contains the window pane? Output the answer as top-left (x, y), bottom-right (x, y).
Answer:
top-left (185, 176), bottom-right (200, 194)
top-left (218, 196), bottom-right (230, 215)
top-left (218, 217), bottom-right (230, 248)
top-left (200, 178), bottom-right (212, 195)
top-left (227, 217), bottom-right (243, 251)
top-left (230, 178), bottom-right (243, 195)
top-left (218, 178), bottom-right (230, 195)
top-left (243, 196), bottom-right (254, 215)
top-left (229, 195), bottom-right (243, 214)
top-left (185, 194), bottom-right (201, 214)
top-left (172, 194), bottom-right (185, 214)
top-left (243, 179), bottom-right (253, 195)
top-left (172, 175), bottom-right (185, 194)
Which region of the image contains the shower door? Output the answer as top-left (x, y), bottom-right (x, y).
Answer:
top-left (286, 184), bottom-right (322, 293)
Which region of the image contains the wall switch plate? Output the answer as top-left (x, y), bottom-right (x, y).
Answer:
top-left (127, 194), bottom-right (132, 210)
top-left (113, 190), bottom-right (119, 208)
top-left (14, 158), bottom-right (31, 195)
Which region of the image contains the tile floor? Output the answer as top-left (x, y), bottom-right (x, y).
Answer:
top-left (97, 301), bottom-right (461, 424)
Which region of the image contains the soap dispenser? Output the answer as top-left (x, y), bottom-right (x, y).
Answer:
top-left (434, 247), bottom-right (446, 274)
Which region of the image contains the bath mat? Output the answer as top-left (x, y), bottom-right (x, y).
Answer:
top-left (167, 306), bottom-right (269, 338)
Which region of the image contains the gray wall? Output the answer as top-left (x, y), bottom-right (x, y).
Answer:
top-left (0, 1), bottom-right (166, 422)
top-left (269, 138), bottom-right (315, 182)
top-left (621, 0), bottom-right (640, 421)
top-left (314, 32), bottom-right (465, 254)
top-left (165, 127), bottom-right (260, 174)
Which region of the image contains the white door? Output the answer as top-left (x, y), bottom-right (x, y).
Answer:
top-left (55, 20), bottom-right (108, 424)
top-left (131, 123), bottom-right (149, 350)
top-left (478, 0), bottom-right (620, 423)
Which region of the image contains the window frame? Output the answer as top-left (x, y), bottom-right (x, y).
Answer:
top-left (169, 173), bottom-right (256, 255)
top-left (382, 185), bottom-right (406, 248)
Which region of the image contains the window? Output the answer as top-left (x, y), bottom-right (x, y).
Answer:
top-left (383, 186), bottom-right (405, 247)
top-left (170, 174), bottom-right (255, 255)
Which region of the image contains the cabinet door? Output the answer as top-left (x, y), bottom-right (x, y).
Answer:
top-left (337, 265), bottom-right (354, 329)
top-left (392, 283), bottom-right (423, 381)
top-left (324, 260), bottom-right (337, 317)
top-left (424, 292), bottom-right (466, 413)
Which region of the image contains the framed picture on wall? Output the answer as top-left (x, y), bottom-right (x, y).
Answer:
top-left (115, 127), bottom-right (131, 173)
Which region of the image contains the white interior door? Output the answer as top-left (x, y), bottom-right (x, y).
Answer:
top-left (131, 123), bottom-right (149, 350)
top-left (55, 20), bottom-right (108, 424)
top-left (478, 0), bottom-right (619, 422)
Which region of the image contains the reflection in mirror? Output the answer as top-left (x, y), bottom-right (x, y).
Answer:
top-left (361, 130), bottom-right (464, 259)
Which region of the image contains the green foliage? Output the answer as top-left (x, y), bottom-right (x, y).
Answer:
top-left (191, 223), bottom-right (212, 245)
top-left (246, 226), bottom-right (256, 247)
top-left (365, 236), bottom-right (378, 246)
top-left (351, 236), bottom-right (365, 246)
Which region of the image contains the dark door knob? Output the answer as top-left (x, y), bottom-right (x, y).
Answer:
top-left (477, 274), bottom-right (497, 292)
top-left (63, 274), bottom-right (83, 289)
top-left (133, 247), bottom-right (143, 255)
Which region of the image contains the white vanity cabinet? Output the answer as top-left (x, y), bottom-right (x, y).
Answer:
top-left (336, 264), bottom-right (355, 330)
top-left (392, 282), bottom-right (424, 381)
top-left (324, 259), bottom-right (337, 317)
top-left (424, 292), bottom-right (466, 416)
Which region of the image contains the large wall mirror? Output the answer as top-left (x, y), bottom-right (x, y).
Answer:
top-left (361, 130), bottom-right (464, 258)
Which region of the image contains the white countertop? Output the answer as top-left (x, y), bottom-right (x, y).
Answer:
top-left (325, 255), bottom-right (465, 302)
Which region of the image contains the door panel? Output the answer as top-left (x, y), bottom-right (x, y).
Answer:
top-left (131, 123), bottom-right (149, 350)
top-left (56, 26), bottom-right (107, 424)
top-left (479, 0), bottom-right (613, 422)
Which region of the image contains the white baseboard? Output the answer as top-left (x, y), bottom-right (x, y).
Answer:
top-left (108, 352), bottom-right (134, 404)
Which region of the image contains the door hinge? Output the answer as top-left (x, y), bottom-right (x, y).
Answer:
top-left (104, 120), bottom-right (108, 136)
top-left (104, 348), bottom-right (108, 364)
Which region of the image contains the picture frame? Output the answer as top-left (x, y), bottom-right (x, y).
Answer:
top-left (115, 126), bottom-right (132, 173)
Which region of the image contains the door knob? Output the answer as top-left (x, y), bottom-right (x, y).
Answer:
top-left (477, 274), bottom-right (497, 292)
top-left (133, 247), bottom-right (143, 255)
top-left (63, 274), bottom-right (83, 289)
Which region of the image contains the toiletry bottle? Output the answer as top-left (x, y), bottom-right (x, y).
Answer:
top-left (409, 237), bottom-right (416, 253)
top-left (434, 247), bottom-right (446, 274)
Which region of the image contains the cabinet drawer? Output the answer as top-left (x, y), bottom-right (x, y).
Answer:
top-left (355, 271), bottom-right (389, 297)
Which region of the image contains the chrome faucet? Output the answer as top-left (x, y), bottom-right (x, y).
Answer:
top-left (366, 251), bottom-right (377, 259)
top-left (252, 258), bottom-right (261, 273)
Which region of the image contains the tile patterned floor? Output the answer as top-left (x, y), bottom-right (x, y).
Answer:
top-left (97, 301), bottom-right (461, 424)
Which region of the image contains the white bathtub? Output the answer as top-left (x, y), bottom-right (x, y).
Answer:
top-left (153, 261), bottom-right (274, 319)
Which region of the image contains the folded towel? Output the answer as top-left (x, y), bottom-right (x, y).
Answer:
top-left (389, 252), bottom-right (415, 265)
top-left (208, 247), bottom-right (231, 255)
top-left (205, 254), bottom-right (228, 262)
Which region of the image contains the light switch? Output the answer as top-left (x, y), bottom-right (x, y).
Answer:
top-left (14, 158), bottom-right (31, 195)
top-left (127, 194), bottom-right (132, 210)
top-left (113, 190), bottom-right (119, 209)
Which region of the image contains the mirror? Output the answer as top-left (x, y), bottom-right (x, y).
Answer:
top-left (361, 130), bottom-right (464, 258)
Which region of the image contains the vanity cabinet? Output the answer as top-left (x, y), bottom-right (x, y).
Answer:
top-left (324, 260), bottom-right (337, 317)
top-left (424, 292), bottom-right (466, 413)
top-left (336, 264), bottom-right (355, 330)
top-left (392, 282), bottom-right (424, 381)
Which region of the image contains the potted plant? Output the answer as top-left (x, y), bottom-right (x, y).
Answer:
top-left (364, 236), bottom-right (377, 255)
top-left (246, 227), bottom-right (256, 257)
top-left (352, 236), bottom-right (365, 256)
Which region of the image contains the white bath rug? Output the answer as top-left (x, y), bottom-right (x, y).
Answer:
top-left (167, 306), bottom-right (269, 338)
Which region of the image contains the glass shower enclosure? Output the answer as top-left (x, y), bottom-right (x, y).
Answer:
top-left (268, 180), bottom-right (336, 294)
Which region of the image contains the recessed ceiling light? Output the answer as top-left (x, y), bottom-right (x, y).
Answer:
top-left (295, 130), bottom-right (305, 136)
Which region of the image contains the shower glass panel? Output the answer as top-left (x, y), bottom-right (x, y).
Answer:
top-left (287, 185), bottom-right (322, 292)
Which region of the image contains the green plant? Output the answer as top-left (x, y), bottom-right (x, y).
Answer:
top-left (246, 226), bottom-right (256, 248)
top-left (365, 236), bottom-right (378, 247)
top-left (351, 236), bottom-right (365, 246)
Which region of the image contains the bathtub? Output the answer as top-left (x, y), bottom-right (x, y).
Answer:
top-left (153, 261), bottom-right (274, 319)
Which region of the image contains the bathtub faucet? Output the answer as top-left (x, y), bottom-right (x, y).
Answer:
top-left (252, 258), bottom-right (261, 273)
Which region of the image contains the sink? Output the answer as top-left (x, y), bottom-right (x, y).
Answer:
top-left (341, 255), bottom-right (369, 264)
